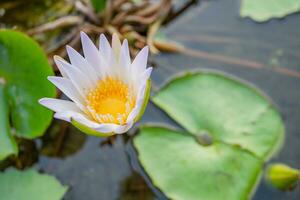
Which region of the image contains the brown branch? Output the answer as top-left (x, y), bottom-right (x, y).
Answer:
top-left (27, 16), bottom-right (83, 35)
top-left (134, 3), bottom-right (161, 17)
top-left (82, 23), bottom-right (106, 34)
top-left (125, 14), bottom-right (157, 25)
top-left (111, 11), bottom-right (128, 26)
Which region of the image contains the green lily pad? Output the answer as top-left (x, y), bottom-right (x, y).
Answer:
top-left (0, 83), bottom-right (18, 160)
top-left (135, 126), bottom-right (262, 200)
top-left (240, 0), bottom-right (300, 22)
top-left (152, 72), bottom-right (284, 159)
top-left (0, 30), bottom-right (56, 160)
top-left (0, 168), bottom-right (68, 200)
top-left (134, 71), bottom-right (284, 200)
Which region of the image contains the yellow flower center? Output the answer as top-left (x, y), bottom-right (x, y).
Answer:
top-left (85, 78), bottom-right (135, 125)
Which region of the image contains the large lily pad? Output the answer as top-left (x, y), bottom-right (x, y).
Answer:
top-left (0, 30), bottom-right (56, 159)
top-left (135, 126), bottom-right (262, 200)
top-left (134, 71), bottom-right (284, 200)
top-left (240, 0), bottom-right (300, 22)
top-left (152, 72), bottom-right (284, 159)
top-left (0, 168), bottom-right (68, 200)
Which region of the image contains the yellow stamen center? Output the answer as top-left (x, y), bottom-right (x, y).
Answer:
top-left (85, 77), bottom-right (135, 125)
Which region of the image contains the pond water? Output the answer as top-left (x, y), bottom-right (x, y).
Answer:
top-left (1, 0), bottom-right (300, 199)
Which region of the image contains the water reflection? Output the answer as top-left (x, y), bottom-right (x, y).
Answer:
top-left (0, 139), bottom-right (38, 170)
top-left (119, 172), bottom-right (154, 200)
top-left (41, 120), bottom-right (87, 158)
top-left (37, 132), bottom-right (156, 200)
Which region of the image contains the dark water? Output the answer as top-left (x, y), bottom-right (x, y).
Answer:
top-left (2, 0), bottom-right (300, 199)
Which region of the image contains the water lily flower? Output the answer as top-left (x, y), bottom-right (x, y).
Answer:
top-left (39, 32), bottom-right (152, 136)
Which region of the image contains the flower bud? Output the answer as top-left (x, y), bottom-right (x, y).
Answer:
top-left (266, 163), bottom-right (300, 190)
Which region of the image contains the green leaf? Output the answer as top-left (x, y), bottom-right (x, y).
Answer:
top-left (0, 83), bottom-right (18, 160)
top-left (134, 126), bottom-right (262, 200)
top-left (91, 0), bottom-right (106, 13)
top-left (0, 168), bottom-right (68, 200)
top-left (0, 30), bottom-right (56, 159)
top-left (240, 0), bottom-right (300, 22)
top-left (152, 72), bottom-right (284, 159)
top-left (134, 71), bottom-right (284, 199)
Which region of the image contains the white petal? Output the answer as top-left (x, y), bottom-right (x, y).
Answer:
top-left (126, 81), bottom-right (147, 122)
top-left (112, 33), bottom-right (121, 58)
top-left (131, 67), bottom-right (152, 95)
top-left (39, 98), bottom-right (80, 113)
top-left (72, 114), bottom-right (133, 134)
top-left (99, 33), bottom-right (112, 62)
top-left (141, 67), bottom-right (153, 81)
top-left (126, 102), bottom-right (142, 123)
top-left (80, 31), bottom-right (103, 75)
top-left (47, 76), bottom-right (85, 109)
top-left (132, 46), bottom-right (149, 76)
top-left (114, 121), bottom-right (134, 134)
top-left (137, 78), bottom-right (148, 101)
top-left (54, 58), bottom-right (93, 96)
top-left (98, 34), bottom-right (115, 77)
top-left (120, 40), bottom-right (130, 65)
top-left (66, 45), bottom-right (99, 83)
top-left (54, 56), bottom-right (68, 78)
top-left (118, 39), bottom-right (131, 81)
top-left (54, 110), bottom-right (83, 122)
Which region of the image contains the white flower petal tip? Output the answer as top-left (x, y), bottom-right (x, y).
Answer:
top-left (40, 32), bottom-right (152, 136)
